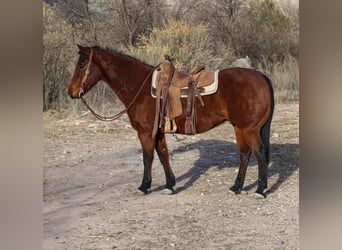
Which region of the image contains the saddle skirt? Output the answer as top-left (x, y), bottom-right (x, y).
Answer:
top-left (151, 68), bottom-right (220, 98)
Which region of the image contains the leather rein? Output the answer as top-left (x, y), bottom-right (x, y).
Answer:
top-left (79, 48), bottom-right (163, 122)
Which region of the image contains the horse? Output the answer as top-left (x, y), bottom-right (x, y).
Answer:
top-left (68, 45), bottom-right (274, 197)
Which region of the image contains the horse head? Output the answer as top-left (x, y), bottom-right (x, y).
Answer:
top-left (68, 45), bottom-right (102, 99)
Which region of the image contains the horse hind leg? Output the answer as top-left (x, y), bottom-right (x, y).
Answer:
top-left (229, 128), bottom-right (252, 194)
top-left (245, 129), bottom-right (269, 198)
top-left (254, 76), bottom-right (273, 197)
top-left (253, 144), bottom-right (268, 198)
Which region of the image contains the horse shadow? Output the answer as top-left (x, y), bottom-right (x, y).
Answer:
top-left (153, 139), bottom-right (299, 196)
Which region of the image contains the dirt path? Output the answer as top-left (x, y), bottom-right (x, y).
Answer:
top-left (43, 104), bottom-right (299, 249)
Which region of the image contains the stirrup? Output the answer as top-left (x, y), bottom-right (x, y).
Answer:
top-left (164, 117), bottom-right (177, 133)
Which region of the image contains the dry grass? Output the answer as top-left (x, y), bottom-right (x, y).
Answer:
top-left (257, 55), bottom-right (299, 103)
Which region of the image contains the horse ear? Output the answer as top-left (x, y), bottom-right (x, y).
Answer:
top-left (76, 44), bottom-right (85, 52)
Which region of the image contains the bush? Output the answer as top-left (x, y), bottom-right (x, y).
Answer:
top-left (43, 2), bottom-right (118, 113)
top-left (233, 0), bottom-right (296, 63)
top-left (125, 19), bottom-right (236, 72)
top-left (43, 2), bottom-right (76, 111)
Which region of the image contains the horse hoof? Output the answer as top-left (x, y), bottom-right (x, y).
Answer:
top-left (254, 192), bottom-right (266, 199)
top-left (135, 188), bottom-right (148, 196)
top-left (161, 188), bottom-right (174, 195)
top-left (228, 188), bottom-right (239, 195)
top-left (229, 189), bottom-right (248, 195)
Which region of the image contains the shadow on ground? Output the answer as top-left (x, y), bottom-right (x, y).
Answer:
top-left (152, 139), bottom-right (299, 196)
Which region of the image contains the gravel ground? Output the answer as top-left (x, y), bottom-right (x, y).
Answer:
top-left (43, 103), bottom-right (299, 250)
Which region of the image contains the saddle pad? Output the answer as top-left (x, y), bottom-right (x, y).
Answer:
top-left (151, 69), bottom-right (219, 98)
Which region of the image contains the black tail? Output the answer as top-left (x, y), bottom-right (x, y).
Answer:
top-left (260, 74), bottom-right (275, 164)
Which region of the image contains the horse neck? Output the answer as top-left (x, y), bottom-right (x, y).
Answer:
top-left (97, 51), bottom-right (152, 107)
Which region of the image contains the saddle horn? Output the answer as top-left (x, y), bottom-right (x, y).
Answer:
top-left (164, 54), bottom-right (172, 61)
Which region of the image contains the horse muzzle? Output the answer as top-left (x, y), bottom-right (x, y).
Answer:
top-left (68, 86), bottom-right (84, 99)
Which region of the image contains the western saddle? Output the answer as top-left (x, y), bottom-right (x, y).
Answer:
top-left (152, 57), bottom-right (215, 137)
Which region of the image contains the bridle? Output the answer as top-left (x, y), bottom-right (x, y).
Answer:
top-left (79, 49), bottom-right (94, 98)
top-left (78, 48), bottom-right (164, 122)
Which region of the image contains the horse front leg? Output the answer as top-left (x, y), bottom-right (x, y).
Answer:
top-left (155, 132), bottom-right (176, 193)
top-left (137, 133), bottom-right (155, 194)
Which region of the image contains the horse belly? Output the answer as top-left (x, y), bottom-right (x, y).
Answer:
top-left (175, 95), bottom-right (228, 134)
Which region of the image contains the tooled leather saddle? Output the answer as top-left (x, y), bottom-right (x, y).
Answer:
top-left (151, 57), bottom-right (219, 137)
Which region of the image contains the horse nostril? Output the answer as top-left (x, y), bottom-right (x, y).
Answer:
top-left (67, 88), bottom-right (74, 98)
top-left (68, 87), bottom-right (78, 99)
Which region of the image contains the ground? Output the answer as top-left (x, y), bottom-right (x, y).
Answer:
top-left (43, 104), bottom-right (299, 250)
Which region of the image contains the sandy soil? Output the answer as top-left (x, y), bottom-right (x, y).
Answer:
top-left (43, 104), bottom-right (299, 250)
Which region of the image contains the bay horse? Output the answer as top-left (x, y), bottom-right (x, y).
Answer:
top-left (68, 45), bottom-right (274, 197)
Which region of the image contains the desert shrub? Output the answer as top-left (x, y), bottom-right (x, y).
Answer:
top-left (125, 19), bottom-right (236, 72)
top-left (233, 0), bottom-right (296, 63)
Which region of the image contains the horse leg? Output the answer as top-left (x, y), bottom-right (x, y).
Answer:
top-left (253, 144), bottom-right (268, 197)
top-left (244, 129), bottom-right (269, 197)
top-left (229, 127), bottom-right (251, 194)
top-left (137, 133), bottom-right (155, 194)
top-left (155, 132), bottom-right (176, 193)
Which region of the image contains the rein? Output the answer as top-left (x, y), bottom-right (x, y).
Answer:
top-left (79, 49), bottom-right (163, 121)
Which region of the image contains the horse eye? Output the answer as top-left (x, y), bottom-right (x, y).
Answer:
top-left (79, 60), bottom-right (88, 69)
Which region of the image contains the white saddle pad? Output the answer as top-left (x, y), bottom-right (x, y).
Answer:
top-left (151, 69), bottom-right (220, 98)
